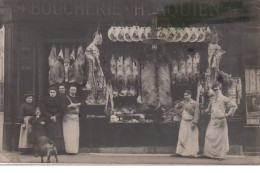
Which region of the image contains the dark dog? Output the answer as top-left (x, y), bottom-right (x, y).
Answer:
top-left (29, 116), bottom-right (58, 163)
top-left (37, 136), bottom-right (58, 163)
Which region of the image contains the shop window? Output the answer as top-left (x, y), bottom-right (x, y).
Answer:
top-left (245, 67), bottom-right (260, 125)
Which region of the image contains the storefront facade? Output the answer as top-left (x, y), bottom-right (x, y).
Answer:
top-left (0, 0), bottom-right (260, 154)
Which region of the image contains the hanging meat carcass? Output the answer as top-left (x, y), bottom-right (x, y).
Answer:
top-left (192, 52), bottom-right (200, 81)
top-left (70, 47), bottom-right (76, 61)
top-left (158, 63), bottom-right (172, 107)
top-left (85, 30), bottom-right (106, 104)
top-left (171, 59), bottom-right (180, 83)
top-left (141, 61), bottom-right (157, 106)
top-left (186, 54), bottom-right (193, 82)
top-left (133, 58), bottom-right (140, 85)
top-left (69, 46), bottom-right (85, 85)
top-left (64, 47), bottom-right (70, 83)
top-left (116, 56), bottom-right (125, 92)
top-left (124, 56), bottom-right (133, 87)
top-left (48, 46), bottom-right (65, 85)
top-left (110, 54), bottom-right (117, 87)
top-left (57, 48), bottom-right (64, 61)
top-left (132, 58), bottom-right (140, 98)
top-left (124, 56), bottom-right (134, 96)
top-left (179, 59), bottom-right (188, 83)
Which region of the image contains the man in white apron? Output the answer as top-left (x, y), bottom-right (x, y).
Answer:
top-left (175, 90), bottom-right (200, 157)
top-left (203, 84), bottom-right (237, 160)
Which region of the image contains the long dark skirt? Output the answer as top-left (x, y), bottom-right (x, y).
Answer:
top-left (45, 117), bottom-right (65, 153)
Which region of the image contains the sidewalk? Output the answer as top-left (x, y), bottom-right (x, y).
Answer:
top-left (1, 151), bottom-right (260, 165)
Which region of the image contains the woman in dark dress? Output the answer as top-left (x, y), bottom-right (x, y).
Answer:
top-left (41, 86), bottom-right (65, 153)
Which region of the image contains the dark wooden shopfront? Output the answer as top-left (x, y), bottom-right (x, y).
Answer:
top-left (0, 0), bottom-right (260, 154)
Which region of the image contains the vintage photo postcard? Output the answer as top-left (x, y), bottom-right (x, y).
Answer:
top-left (0, 0), bottom-right (260, 165)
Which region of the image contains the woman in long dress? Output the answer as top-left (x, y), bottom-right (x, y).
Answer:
top-left (62, 85), bottom-right (82, 154)
top-left (18, 92), bottom-right (40, 154)
top-left (203, 84), bottom-right (237, 160)
top-left (41, 87), bottom-right (65, 153)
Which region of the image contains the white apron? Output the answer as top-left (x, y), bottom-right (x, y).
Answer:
top-left (176, 110), bottom-right (199, 157)
top-left (18, 116), bottom-right (33, 149)
top-left (63, 113), bottom-right (79, 154)
top-left (204, 117), bottom-right (229, 159)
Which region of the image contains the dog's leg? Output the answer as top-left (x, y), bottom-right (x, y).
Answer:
top-left (47, 155), bottom-right (51, 163)
top-left (41, 156), bottom-right (44, 163)
top-left (55, 153), bottom-right (58, 163)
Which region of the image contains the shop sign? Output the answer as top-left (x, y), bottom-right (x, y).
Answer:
top-left (9, 0), bottom-right (224, 18)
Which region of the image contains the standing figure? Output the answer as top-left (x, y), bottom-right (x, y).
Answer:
top-left (203, 84), bottom-right (237, 160)
top-left (48, 46), bottom-right (65, 85)
top-left (69, 46), bottom-right (85, 85)
top-left (41, 87), bottom-right (65, 153)
top-left (62, 86), bottom-right (82, 154)
top-left (18, 92), bottom-right (40, 154)
top-left (174, 90), bottom-right (200, 157)
top-left (85, 30), bottom-right (106, 104)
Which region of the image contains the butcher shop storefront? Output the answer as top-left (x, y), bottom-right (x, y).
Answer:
top-left (1, 0), bottom-right (260, 154)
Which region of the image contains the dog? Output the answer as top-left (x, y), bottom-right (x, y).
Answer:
top-left (29, 116), bottom-right (58, 163)
top-left (37, 136), bottom-right (58, 163)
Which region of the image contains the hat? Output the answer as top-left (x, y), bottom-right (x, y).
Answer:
top-left (48, 86), bottom-right (58, 93)
top-left (24, 91), bottom-right (34, 98)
